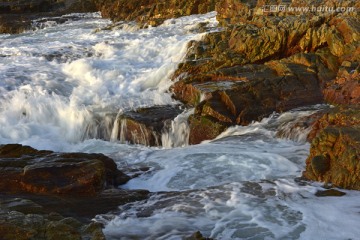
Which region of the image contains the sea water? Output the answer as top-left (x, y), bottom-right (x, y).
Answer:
top-left (1, 12), bottom-right (360, 240)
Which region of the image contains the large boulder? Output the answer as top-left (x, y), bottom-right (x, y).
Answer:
top-left (303, 107), bottom-right (360, 190)
top-left (184, 53), bottom-right (328, 143)
top-left (0, 144), bottom-right (150, 238)
top-left (0, 144), bottom-right (130, 196)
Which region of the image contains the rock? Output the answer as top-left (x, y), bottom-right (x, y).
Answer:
top-left (315, 189), bottom-right (346, 197)
top-left (0, 144), bottom-right (150, 238)
top-left (185, 54), bottom-right (327, 142)
top-left (0, 0), bottom-right (97, 14)
top-left (0, 144), bottom-right (130, 196)
top-left (186, 231), bottom-right (213, 240)
top-left (311, 155), bottom-right (331, 176)
top-left (323, 64), bottom-right (360, 105)
top-left (113, 105), bottom-right (183, 146)
top-left (307, 106), bottom-right (360, 141)
top-left (2, 188), bottom-right (149, 222)
top-left (276, 110), bottom-right (327, 142)
top-left (0, 0), bottom-right (98, 34)
top-left (95, 0), bottom-right (216, 27)
top-left (303, 107), bottom-right (360, 190)
top-left (170, 0), bottom-right (360, 145)
top-left (188, 115), bottom-right (228, 144)
top-left (0, 197), bottom-right (105, 240)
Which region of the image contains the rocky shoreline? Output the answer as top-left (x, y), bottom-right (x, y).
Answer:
top-left (0, 0), bottom-right (359, 238)
top-left (91, 0), bottom-right (359, 189)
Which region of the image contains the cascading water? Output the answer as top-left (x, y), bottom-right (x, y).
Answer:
top-left (1, 11), bottom-right (360, 240)
top-left (0, 11), bottom-right (218, 150)
top-left (161, 108), bottom-right (194, 148)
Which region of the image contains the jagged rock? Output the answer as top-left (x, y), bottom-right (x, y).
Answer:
top-left (0, 144), bottom-right (130, 196)
top-left (170, 0), bottom-right (360, 144)
top-left (185, 54), bottom-right (327, 143)
top-left (323, 64), bottom-right (360, 105)
top-left (303, 107), bottom-right (360, 190)
top-left (95, 0), bottom-right (216, 27)
top-left (113, 105), bottom-right (183, 146)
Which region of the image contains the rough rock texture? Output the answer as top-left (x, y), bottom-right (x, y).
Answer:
top-left (303, 107), bottom-right (360, 189)
top-left (0, 197), bottom-right (105, 240)
top-left (0, 0), bottom-right (98, 34)
top-left (0, 144), bottom-right (130, 195)
top-left (114, 105), bottom-right (183, 146)
top-left (323, 64), bottom-right (360, 105)
top-left (168, 0), bottom-right (359, 143)
top-left (0, 144), bottom-right (149, 239)
top-left (95, 0), bottom-right (216, 27)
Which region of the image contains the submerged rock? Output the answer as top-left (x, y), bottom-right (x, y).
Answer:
top-left (186, 231), bottom-right (213, 240)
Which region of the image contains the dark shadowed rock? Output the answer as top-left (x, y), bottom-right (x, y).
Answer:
top-left (186, 231), bottom-right (213, 240)
top-left (113, 105), bottom-right (183, 146)
top-left (0, 144), bottom-right (130, 196)
top-left (0, 0), bottom-right (98, 34)
top-left (0, 144), bottom-right (150, 238)
top-left (315, 189), bottom-right (346, 197)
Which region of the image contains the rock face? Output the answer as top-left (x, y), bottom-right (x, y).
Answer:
top-left (0, 144), bottom-right (130, 196)
top-left (169, 0), bottom-right (359, 143)
top-left (0, 197), bottom-right (105, 240)
top-left (95, 0), bottom-right (216, 27)
top-left (113, 105), bottom-right (183, 146)
top-left (323, 64), bottom-right (360, 105)
top-left (303, 107), bottom-right (360, 190)
top-left (0, 0), bottom-right (98, 34)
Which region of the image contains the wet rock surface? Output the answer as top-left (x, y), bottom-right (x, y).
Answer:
top-left (0, 144), bottom-right (131, 195)
top-left (92, 0), bottom-right (360, 191)
top-left (113, 105), bottom-right (183, 146)
top-left (0, 144), bottom-right (149, 239)
top-left (303, 107), bottom-right (360, 190)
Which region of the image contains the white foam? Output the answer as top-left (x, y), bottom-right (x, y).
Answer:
top-left (0, 12), bottom-right (218, 150)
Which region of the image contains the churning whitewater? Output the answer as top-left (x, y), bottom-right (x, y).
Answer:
top-left (0, 12), bottom-right (217, 150)
top-left (1, 12), bottom-right (360, 240)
